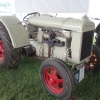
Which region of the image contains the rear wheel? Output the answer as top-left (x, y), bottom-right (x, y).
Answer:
top-left (40, 58), bottom-right (75, 100)
top-left (0, 22), bottom-right (21, 68)
top-left (87, 45), bottom-right (100, 72)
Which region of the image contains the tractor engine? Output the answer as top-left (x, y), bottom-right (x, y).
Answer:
top-left (26, 14), bottom-right (95, 65)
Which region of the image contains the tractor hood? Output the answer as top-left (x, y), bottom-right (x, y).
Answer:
top-left (28, 14), bottom-right (95, 32)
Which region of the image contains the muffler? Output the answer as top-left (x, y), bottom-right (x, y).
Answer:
top-left (22, 46), bottom-right (35, 57)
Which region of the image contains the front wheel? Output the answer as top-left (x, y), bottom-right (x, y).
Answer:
top-left (39, 58), bottom-right (75, 100)
top-left (0, 22), bottom-right (21, 68)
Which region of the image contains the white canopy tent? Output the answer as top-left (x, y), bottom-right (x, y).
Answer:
top-left (14, 0), bottom-right (90, 13)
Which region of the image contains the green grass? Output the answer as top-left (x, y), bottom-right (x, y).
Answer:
top-left (0, 57), bottom-right (100, 100)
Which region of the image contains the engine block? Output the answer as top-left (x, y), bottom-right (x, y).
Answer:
top-left (27, 14), bottom-right (95, 64)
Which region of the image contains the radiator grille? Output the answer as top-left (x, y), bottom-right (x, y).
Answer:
top-left (80, 31), bottom-right (94, 61)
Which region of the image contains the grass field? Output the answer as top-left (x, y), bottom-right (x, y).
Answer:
top-left (0, 57), bottom-right (100, 100)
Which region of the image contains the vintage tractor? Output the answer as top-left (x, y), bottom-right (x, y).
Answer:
top-left (0, 12), bottom-right (96, 100)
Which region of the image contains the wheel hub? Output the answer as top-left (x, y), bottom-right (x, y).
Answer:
top-left (44, 67), bottom-right (64, 94)
top-left (50, 78), bottom-right (55, 85)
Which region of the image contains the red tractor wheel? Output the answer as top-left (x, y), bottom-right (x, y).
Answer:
top-left (88, 52), bottom-right (98, 69)
top-left (85, 45), bottom-right (100, 72)
top-left (51, 58), bottom-right (76, 91)
top-left (0, 22), bottom-right (21, 68)
top-left (44, 67), bottom-right (64, 94)
top-left (40, 58), bottom-right (75, 100)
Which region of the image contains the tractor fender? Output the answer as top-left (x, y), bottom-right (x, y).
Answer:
top-left (0, 16), bottom-right (30, 48)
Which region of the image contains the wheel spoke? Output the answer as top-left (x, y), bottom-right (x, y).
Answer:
top-left (58, 79), bottom-right (64, 83)
top-left (0, 40), bottom-right (2, 45)
top-left (0, 46), bottom-right (2, 52)
top-left (55, 82), bottom-right (63, 90)
top-left (51, 75), bottom-right (64, 90)
top-left (53, 69), bottom-right (57, 75)
top-left (53, 82), bottom-right (59, 89)
top-left (47, 71), bottom-right (51, 77)
top-left (1, 49), bottom-right (4, 52)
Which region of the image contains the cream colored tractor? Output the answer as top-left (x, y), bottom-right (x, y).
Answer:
top-left (0, 12), bottom-right (98, 100)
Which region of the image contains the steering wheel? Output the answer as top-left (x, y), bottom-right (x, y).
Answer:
top-left (23, 12), bottom-right (40, 21)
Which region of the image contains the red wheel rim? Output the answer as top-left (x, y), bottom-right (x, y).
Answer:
top-left (0, 39), bottom-right (4, 61)
top-left (44, 67), bottom-right (64, 94)
top-left (88, 52), bottom-right (98, 69)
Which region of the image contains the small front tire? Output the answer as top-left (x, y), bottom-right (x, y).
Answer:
top-left (40, 58), bottom-right (75, 100)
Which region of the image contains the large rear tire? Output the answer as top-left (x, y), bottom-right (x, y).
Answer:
top-left (0, 22), bottom-right (21, 68)
top-left (40, 58), bottom-right (75, 100)
top-left (88, 45), bottom-right (100, 72)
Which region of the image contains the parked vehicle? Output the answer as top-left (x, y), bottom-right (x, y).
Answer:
top-left (0, 12), bottom-right (97, 100)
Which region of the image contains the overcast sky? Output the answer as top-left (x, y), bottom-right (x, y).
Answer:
top-left (0, 0), bottom-right (100, 16)
top-left (0, 0), bottom-right (14, 5)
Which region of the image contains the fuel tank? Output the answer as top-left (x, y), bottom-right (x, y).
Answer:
top-left (28, 14), bottom-right (95, 32)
